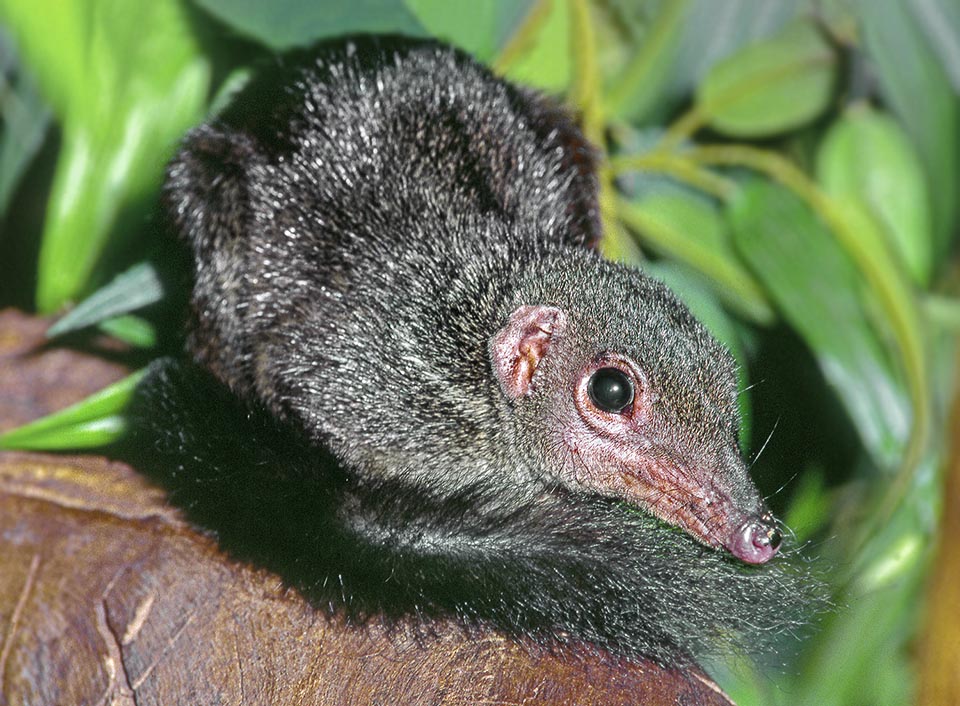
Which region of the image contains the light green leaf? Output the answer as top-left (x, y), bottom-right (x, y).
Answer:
top-left (0, 369), bottom-right (145, 450)
top-left (859, 0), bottom-right (959, 257)
top-left (817, 106), bottom-right (933, 286)
top-left (696, 21), bottom-right (836, 137)
top-left (1, 0), bottom-right (210, 313)
top-left (193, 0), bottom-right (426, 50)
top-left (729, 179), bottom-right (911, 469)
top-left (98, 314), bottom-right (158, 349)
top-left (673, 0), bottom-right (803, 88)
top-left (406, 0), bottom-right (533, 63)
top-left (499, 0), bottom-right (571, 92)
top-left (618, 191), bottom-right (773, 323)
top-left (47, 261), bottom-right (164, 339)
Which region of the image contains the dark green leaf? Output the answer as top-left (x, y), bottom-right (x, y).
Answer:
top-left (0, 29), bottom-right (50, 219)
top-left (0, 369), bottom-right (145, 450)
top-left (47, 261), bottom-right (164, 338)
top-left (618, 191), bottom-right (773, 323)
top-left (192, 0), bottom-right (426, 50)
top-left (696, 20), bottom-right (836, 137)
top-left (729, 179), bottom-right (910, 469)
top-left (406, 0), bottom-right (533, 63)
top-left (859, 0), bottom-right (959, 258)
top-left (817, 106), bottom-right (933, 285)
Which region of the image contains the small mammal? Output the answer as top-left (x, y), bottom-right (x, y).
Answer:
top-left (150, 36), bottom-right (801, 666)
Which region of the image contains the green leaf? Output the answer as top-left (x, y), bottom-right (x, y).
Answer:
top-left (696, 20), bottom-right (836, 137)
top-left (406, 0), bottom-right (533, 63)
top-left (910, 0), bottom-right (960, 93)
top-left (0, 29), bottom-right (50, 219)
top-left (792, 564), bottom-right (923, 706)
top-left (817, 106), bottom-right (934, 286)
top-left (192, 0), bottom-right (426, 50)
top-left (0, 369), bottom-right (145, 450)
top-left (47, 261), bottom-right (164, 338)
top-left (1, 0), bottom-right (210, 313)
top-left (782, 467), bottom-right (829, 544)
top-left (728, 179), bottom-right (911, 469)
top-left (618, 191), bottom-right (773, 323)
top-left (859, 0), bottom-right (959, 258)
top-left (604, 0), bottom-right (691, 121)
top-left (672, 0), bottom-right (803, 87)
top-left (499, 0), bottom-right (571, 92)
top-left (98, 314), bottom-right (158, 349)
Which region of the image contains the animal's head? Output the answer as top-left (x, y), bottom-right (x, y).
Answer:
top-left (491, 254), bottom-right (781, 564)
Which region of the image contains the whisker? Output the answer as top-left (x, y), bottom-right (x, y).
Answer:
top-left (748, 416), bottom-right (780, 469)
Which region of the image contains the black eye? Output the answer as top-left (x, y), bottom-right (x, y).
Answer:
top-left (587, 367), bottom-right (634, 413)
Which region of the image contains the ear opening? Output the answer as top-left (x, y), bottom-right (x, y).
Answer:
top-left (491, 305), bottom-right (567, 400)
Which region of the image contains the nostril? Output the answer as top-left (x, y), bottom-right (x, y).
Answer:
top-left (754, 512), bottom-right (782, 550)
top-left (765, 526), bottom-right (782, 551)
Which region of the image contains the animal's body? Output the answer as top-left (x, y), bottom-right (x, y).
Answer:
top-left (145, 36), bottom-right (803, 667)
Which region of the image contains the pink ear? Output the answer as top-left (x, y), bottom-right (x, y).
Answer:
top-left (491, 305), bottom-right (567, 400)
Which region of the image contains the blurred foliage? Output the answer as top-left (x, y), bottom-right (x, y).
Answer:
top-left (1, 1), bottom-right (958, 704)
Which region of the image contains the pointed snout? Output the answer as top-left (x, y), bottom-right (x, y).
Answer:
top-left (726, 513), bottom-right (782, 564)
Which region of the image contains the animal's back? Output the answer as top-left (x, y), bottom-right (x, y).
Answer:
top-left (163, 37), bottom-right (599, 457)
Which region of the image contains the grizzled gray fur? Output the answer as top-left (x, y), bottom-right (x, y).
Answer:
top-left (150, 36), bottom-right (809, 666)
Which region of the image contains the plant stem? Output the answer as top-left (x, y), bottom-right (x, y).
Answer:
top-left (686, 143), bottom-right (930, 520)
top-left (567, 0), bottom-right (640, 262)
top-left (604, 0), bottom-right (690, 118)
top-left (492, 0), bottom-right (553, 75)
top-left (610, 151), bottom-right (737, 200)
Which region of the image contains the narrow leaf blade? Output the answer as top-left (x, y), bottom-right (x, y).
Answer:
top-left (0, 369), bottom-right (145, 450)
top-left (47, 261), bottom-right (164, 338)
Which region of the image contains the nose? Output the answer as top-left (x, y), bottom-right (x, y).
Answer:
top-left (727, 513), bottom-right (782, 564)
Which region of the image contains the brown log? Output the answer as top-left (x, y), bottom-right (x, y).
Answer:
top-left (0, 308), bottom-right (130, 431)
top-left (0, 309), bottom-right (733, 705)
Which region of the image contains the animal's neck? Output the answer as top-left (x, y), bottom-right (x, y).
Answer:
top-left (129, 357), bottom-right (810, 667)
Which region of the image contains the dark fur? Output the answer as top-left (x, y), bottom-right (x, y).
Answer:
top-left (131, 358), bottom-right (809, 666)
top-left (141, 36), bottom-right (814, 666)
